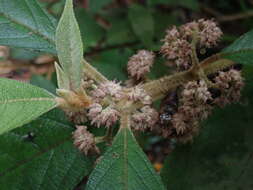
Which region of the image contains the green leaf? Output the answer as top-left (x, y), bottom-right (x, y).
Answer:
top-left (30, 75), bottom-right (57, 95)
top-left (223, 29), bottom-right (253, 65)
top-left (160, 76), bottom-right (253, 189)
top-left (0, 109), bottom-right (94, 190)
top-left (54, 61), bottom-right (70, 90)
top-left (128, 4), bottom-right (154, 47)
top-left (56, 0), bottom-right (83, 90)
top-left (0, 0), bottom-right (56, 53)
top-left (86, 127), bottom-right (166, 190)
top-left (106, 18), bottom-right (137, 46)
top-left (0, 77), bottom-right (57, 135)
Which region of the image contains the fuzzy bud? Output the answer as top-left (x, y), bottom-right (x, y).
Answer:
top-left (125, 86), bottom-right (152, 105)
top-left (72, 126), bottom-right (99, 155)
top-left (91, 81), bottom-right (122, 101)
top-left (161, 32), bottom-right (192, 70)
top-left (171, 80), bottom-right (212, 137)
top-left (181, 19), bottom-right (223, 48)
top-left (88, 104), bottom-right (119, 128)
top-left (214, 69), bottom-right (244, 107)
top-left (131, 106), bottom-right (159, 131)
top-left (127, 50), bottom-right (155, 80)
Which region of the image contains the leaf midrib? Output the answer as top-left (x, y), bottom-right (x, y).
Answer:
top-left (0, 97), bottom-right (55, 104)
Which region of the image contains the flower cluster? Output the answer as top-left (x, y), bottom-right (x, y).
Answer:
top-left (182, 19), bottom-right (223, 48)
top-left (68, 18), bottom-right (245, 155)
top-left (214, 69), bottom-right (244, 107)
top-left (72, 126), bottom-right (99, 155)
top-left (127, 50), bottom-right (155, 80)
top-left (91, 81), bottom-right (122, 101)
top-left (171, 80), bottom-right (213, 141)
top-left (131, 106), bottom-right (159, 131)
top-left (161, 19), bottom-right (222, 70)
top-left (155, 80), bottom-right (213, 143)
top-left (66, 109), bottom-right (87, 124)
top-left (87, 103), bottom-right (119, 128)
top-left (124, 86), bottom-right (152, 105)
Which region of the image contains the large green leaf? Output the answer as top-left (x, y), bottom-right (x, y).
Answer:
top-left (0, 109), bottom-right (93, 190)
top-left (128, 4), bottom-right (154, 47)
top-left (160, 73), bottom-right (253, 189)
top-left (223, 29), bottom-right (253, 65)
top-left (0, 77), bottom-right (57, 135)
top-left (0, 0), bottom-right (56, 53)
top-left (56, 0), bottom-right (83, 90)
top-left (86, 127), bottom-right (166, 190)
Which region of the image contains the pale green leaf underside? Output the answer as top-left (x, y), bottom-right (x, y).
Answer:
top-left (0, 109), bottom-right (93, 190)
top-left (86, 128), bottom-right (166, 190)
top-left (0, 78), bottom-right (57, 135)
top-left (56, 0), bottom-right (83, 90)
top-left (0, 0), bottom-right (56, 53)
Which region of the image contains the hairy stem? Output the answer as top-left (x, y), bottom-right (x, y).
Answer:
top-left (140, 58), bottom-right (235, 102)
top-left (120, 111), bottom-right (131, 130)
top-left (82, 59), bottom-right (108, 83)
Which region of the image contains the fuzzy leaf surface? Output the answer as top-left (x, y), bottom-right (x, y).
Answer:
top-left (86, 127), bottom-right (166, 190)
top-left (0, 78), bottom-right (57, 135)
top-left (56, 0), bottom-right (83, 90)
top-left (0, 0), bottom-right (56, 53)
top-left (0, 109), bottom-right (93, 190)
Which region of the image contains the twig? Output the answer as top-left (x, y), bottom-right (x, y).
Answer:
top-left (201, 4), bottom-right (253, 22)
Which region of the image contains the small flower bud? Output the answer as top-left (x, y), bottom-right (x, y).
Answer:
top-left (72, 126), bottom-right (99, 155)
top-left (127, 50), bottom-right (155, 80)
top-left (88, 104), bottom-right (119, 128)
top-left (91, 81), bottom-right (122, 101)
top-left (214, 69), bottom-right (244, 107)
top-left (131, 106), bottom-right (159, 131)
top-left (125, 86), bottom-right (152, 105)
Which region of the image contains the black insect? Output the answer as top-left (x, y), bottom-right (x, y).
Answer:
top-left (22, 132), bottom-right (36, 142)
top-left (159, 90), bottom-right (179, 126)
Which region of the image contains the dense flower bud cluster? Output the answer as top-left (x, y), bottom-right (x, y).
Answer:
top-left (182, 19), bottom-right (223, 48)
top-left (68, 19), bottom-right (245, 155)
top-left (87, 103), bottom-right (119, 128)
top-left (73, 126), bottom-right (99, 155)
top-left (154, 80), bottom-right (213, 143)
top-left (161, 19), bottom-right (222, 70)
top-left (127, 50), bottom-right (155, 80)
top-left (161, 26), bottom-right (192, 70)
top-left (66, 110), bottom-right (87, 124)
top-left (171, 80), bottom-right (213, 142)
top-left (214, 69), bottom-right (244, 107)
top-left (124, 86), bottom-right (152, 105)
top-left (91, 81), bottom-right (122, 101)
top-left (131, 106), bottom-right (159, 131)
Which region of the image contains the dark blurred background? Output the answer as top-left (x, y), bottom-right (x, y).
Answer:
top-left (1, 0), bottom-right (253, 82)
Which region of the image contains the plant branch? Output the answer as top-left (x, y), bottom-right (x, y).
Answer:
top-left (201, 4), bottom-right (253, 22)
top-left (120, 111), bottom-right (131, 130)
top-left (140, 57), bottom-right (235, 102)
